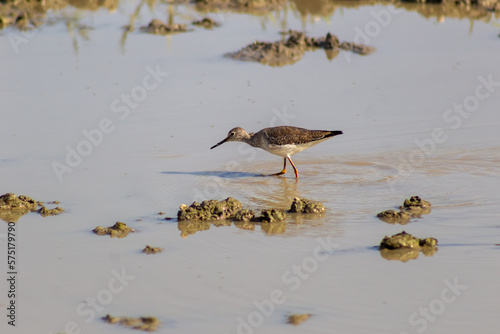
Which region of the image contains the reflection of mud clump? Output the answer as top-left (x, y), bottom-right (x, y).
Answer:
top-left (93, 222), bottom-right (135, 238)
top-left (397, 1), bottom-right (500, 22)
top-left (141, 19), bottom-right (190, 35)
top-left (289, 197), bottom-right (325, 214)
top-left (261, 220), bottom-right (287, 234)
top-left (226, 30), bottom-right (375, 66)
top-left (287, 313), bottom-right (312, 325)
top-left (143, 245), bottom-right (163, 254)
top-left (192, 17), bottom-right (220, 28)
top-left (0, 0), bottom-right (118, 30)
top-left (234, 221), bottom-right (256, 231)
top-left (339, 41), bottom-right (376, 56)
top-left (377, 209), bottom-right (411, 224)
top-left (178, 220), bottom-right (211, 238)
top-left (177, 198), bottom-right (242, 220)
top-left (38, 206), bottom-right (65, 217)
top-left (194, 0), bottom-right (287, 14)
top-left (380, 231), bottom-right (438, 262)
top-left (103, 314), bottom-right (160, 332)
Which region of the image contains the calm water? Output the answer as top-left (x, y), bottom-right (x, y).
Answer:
top-left (1, 1), bottom-right (499, 333)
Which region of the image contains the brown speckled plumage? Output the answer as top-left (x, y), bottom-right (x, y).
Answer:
top-left (255, 126), bottom-right (341, 146)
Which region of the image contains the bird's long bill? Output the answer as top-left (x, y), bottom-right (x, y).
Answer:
top-left (210, 137), bottom-right (229, 149)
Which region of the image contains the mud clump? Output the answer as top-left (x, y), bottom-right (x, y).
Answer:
top-left (141, 19), bottom-right (190, 35)
top-left (93, 222), bottom-right (135, 238)
top-left (233, 209), bottom-right (255, 222)
top-left (103, 314), bottom-right (160, 332)
top-left (380, 231), bottom-right (438, 262)
top-left (0, 193), bottom-right (38, 222)
top-left (0, 193), bottom-right (37, 212)
top-left (400, 196), bottom-right (431, 215)
top-left (287, 313), bottom-right (312, 325)
top-left (289, 197), bottom-right (325, 214)
top-left (143, 245), bottom-right (163, 254)
top-left (380, 231), bottom-right (422, 249)
top-left (234, 221), bottom-right (256, 231)
top-left (174, 197), bottom-right (327, 236)
top-left (259, 208), bottom-right (286, 222)
top-left (377, 195), bottom-right (431, 224)
top-left (177, 197), bottom-right (242, 221)
top-left (377, 209), bottom-right (411, 224)
top-left (261, 220), bottom-right (287, 234)
top-left (38, 206), bottom-right (65, 217)
top-left (225, 30), bottom-right (375, 66)
top-left (192, 17), bottom-right (220, 29)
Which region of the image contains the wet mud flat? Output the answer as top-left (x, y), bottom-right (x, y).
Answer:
top-left (2, 0), bottom-right (500, 333)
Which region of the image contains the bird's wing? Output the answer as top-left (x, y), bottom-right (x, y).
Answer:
top-left (265, 127), bottom-right (334, 146)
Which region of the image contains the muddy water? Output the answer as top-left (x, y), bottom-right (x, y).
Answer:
top-left (1, 1), bottom-right (500, 333)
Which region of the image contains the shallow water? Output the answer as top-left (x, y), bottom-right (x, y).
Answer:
top-left (1, 1), bottom-right (500, 333)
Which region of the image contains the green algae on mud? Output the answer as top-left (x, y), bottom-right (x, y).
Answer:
top-left (102, 314), bottom-right (160, 332)
top-left (225, 30), bottom-right (375, 66)
top-left (93, 222), bottom-right (135, 238)
top-left (143, 245), bottom-right (163, 254)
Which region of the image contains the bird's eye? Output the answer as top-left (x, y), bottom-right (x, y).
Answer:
top-left (230, 132), bottom-right (235, 136)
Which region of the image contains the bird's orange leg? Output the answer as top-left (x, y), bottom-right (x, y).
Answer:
top-left (270, 158), bottom-right (287, 176)
top-left (287, 156), bottom-right (299, 179)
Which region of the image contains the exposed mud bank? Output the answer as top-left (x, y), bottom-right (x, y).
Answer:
top-left (377, 196), bottom-right (431, 224)
top-left (226, 30), bottom-right (375, 66)
top-left (93, 222), bottom-right (135, 238)
top-left (0, 193), bottom-right (63, 222)
top-left (102, 314), bottom-right (160, 332)
top-left (176, 197), bottom-right (325, 237)
top-left (379, 231), bottom-right (438, 261)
